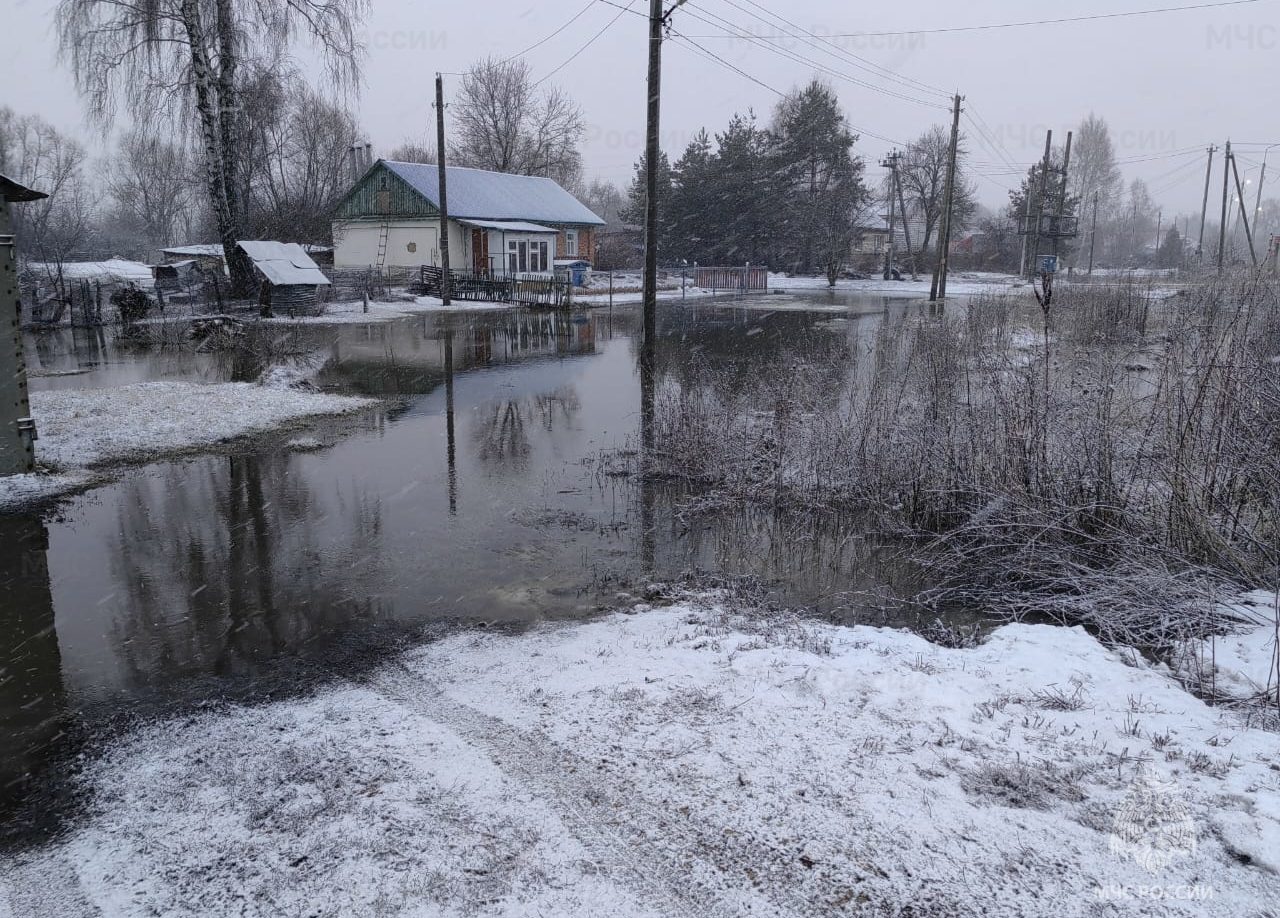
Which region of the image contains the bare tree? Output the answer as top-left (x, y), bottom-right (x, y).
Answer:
top-left (56, 0), bottom-right (368, 295)
top-left (0, 107), bottom-right (94, 280)
top-left (108, 129), bottom-right (196, 255)
top-left (387, 140), bottom-right (436, 164)
top-left (899, 125), bottom-right (977, 265)
top-left (236, 67), bottom-right (362, 242)
top-left (451, 58), bottom-right (585, 188)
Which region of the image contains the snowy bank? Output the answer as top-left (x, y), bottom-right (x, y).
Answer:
top-left (768, 271), bottom-right (1026, 297)
top-left (0, 381), bottom-right (374, 508)
top-left (4, 595), bottom-right (1278, 916)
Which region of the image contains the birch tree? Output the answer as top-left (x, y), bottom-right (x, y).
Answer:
top-left (57, 0), bottom-right (366, 295)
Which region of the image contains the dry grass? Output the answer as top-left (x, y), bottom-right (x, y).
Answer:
top-left (644, 277), bottom-right (1280, 649)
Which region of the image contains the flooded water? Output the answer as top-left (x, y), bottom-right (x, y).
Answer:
top-left (2, 289), bottom-right (942, 842)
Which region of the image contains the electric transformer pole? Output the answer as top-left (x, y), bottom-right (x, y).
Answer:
top-left (0, 175), bottom-right (44, 476)
top-left (881, 151), bottom-right (899, 280)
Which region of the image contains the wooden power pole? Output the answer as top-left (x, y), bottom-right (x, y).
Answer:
top-left (1197, 144), bottom-right (1216, 261)
top-left (1217, 139), bottom-right (1231, 273)
top-left (930, 93), bottom-right (962, 302)
top-left (1087, 192), bottom-right (1099, 275)
top-left (435, 73), bottom-right (452, 306)
top-left (641, 0), bottom-right (665, 412)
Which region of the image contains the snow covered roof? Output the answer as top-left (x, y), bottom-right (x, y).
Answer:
top-left (161, 244), bottom-right (226, 258)
top-left (457, 218), bottom-right (558, 233)
top-left (25, 258), bottom-right (154, 285)
top-left (236, 241), bottom-right (331, 287)
top-left (380, 161), bottom-right (605, 226)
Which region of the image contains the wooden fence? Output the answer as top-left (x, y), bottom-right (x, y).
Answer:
top-left (692, 265), bottom-right (769, 292)
top-left (420, 266), bottom-right (572, 308)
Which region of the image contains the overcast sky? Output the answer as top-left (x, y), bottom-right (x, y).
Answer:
top-left (4, 0), bottom-right (1277, 217)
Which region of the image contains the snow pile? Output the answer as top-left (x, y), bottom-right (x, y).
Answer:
top-left (0, 381), bottom-right (374, 507)
top-left (1177, 590), bottom-right (1280, 701)
top-left (5, 597), bottom-right (1278, 916)
top-left (260, 299), bottom-right (413, 325)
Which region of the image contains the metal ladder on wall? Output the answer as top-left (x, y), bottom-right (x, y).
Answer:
top-left (375, 221), bottom-right (390, 269)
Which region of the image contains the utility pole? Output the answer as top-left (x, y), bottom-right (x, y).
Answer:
top-left (930, 93), bottom-right (962, 302)
top-left (1050, 130), bottom-right (1073, 261)
top-left (893, 162), bottom-right (918, 280)
top-left (1029, 129), bottom-right (1054, 281)
top-left (1197, 144), bottom-right (1216, 260)
top-left (1230, 152), bottom-right (1259, 268)
top-left (881, 151), bottom-right (898, 280)
top-left (435, 73), bottom-right (452, 306)
top-left (0, 175), bottom-right (44, 476)
top-left (641, 0), bottom-right (665, 417)
top-left (1217, 140), bottom-right (1231, 273)
top-left (1155, 210), bottom-right (1162, 258)
top-left (1019, 191), bottom-right (1033, 278)
top-left (1087, 191), bottom-right (1099, 275)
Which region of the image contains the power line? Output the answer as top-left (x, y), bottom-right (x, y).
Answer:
top-left (534, 0), bottom-right (638, 86)
top-left (502, 0), bottom-right (601, 64)
top-left (668, 31), bottom-right (906, 146)
top-left (684, 0), bottom-right (1266, 39)
top-left (673, 3), bottom-right (948, 109)
top-left (715, 0), bottom-right (952, 99)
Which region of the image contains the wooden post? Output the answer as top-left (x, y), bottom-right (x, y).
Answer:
top-left (930, 94), bottom-right (962, 301)
top-left (436, 73), bottom-right (452, 306)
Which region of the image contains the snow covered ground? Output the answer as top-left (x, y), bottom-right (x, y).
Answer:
top-left (4, 591), bottom-right (1277, 917)
top-left (0, 381), bottom-right (374, 508)
top-left (768, 271), bottom-right (1027, 297)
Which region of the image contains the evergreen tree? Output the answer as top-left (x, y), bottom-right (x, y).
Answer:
top-left (1157, 224), bottom-right (1184, 268)
top-left (669, 129), bottom-right (715, 262)
top-left (768, 81), bottom-right (866, 275)
top-left (707, 111), bottom-right (774, 265)
top-left (621, 150), bottom-right (675, 261)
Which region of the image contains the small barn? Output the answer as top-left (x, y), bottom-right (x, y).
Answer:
top-left (237, 241), bottom-right (331, 315)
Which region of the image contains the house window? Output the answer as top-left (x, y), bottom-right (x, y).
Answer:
top-left (506, 239), bottom-right (551, 275)
top-left (565, 229), bottom-right (578, 257)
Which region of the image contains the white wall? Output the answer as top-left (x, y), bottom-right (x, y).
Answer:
top-left (332, 220), bottom-right (467, 269)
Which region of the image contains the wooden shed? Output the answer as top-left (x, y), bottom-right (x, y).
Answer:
top-left (236, 241), bottom-right (331, 315)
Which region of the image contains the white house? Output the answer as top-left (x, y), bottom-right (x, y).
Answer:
top-left (331, 161), bottom-right (605, 276)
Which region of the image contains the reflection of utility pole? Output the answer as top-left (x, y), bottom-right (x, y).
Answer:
top-left (444, 328), bottom-right (457, 516)
top-left (930, 93), bottom-right (962, 302)
top-left (0, 175), bottom-right (44, 475)
top-left (435, 74), bottom-right (452, 306)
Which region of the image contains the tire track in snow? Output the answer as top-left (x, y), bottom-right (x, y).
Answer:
top-left (359, 661), bottom-right (869, 918)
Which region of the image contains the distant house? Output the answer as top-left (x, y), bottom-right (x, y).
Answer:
top-left (237, 241), bottom-right (331, 314)
top-left (331, 161), bottom-right (605, 276)
top-left (853, 213), bottom-right (928, 259)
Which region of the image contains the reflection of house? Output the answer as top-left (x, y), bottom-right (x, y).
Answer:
top-left (237, 241), bottom-right (331, 313)
top-left (331, 161), bottom-right (605, 276)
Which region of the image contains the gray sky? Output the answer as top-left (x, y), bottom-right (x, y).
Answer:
top-left (4, 0), bottom-right (1277, 216)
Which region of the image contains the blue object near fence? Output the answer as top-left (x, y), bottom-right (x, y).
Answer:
top-left (1038, 255), bottom-right (1059, 275)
